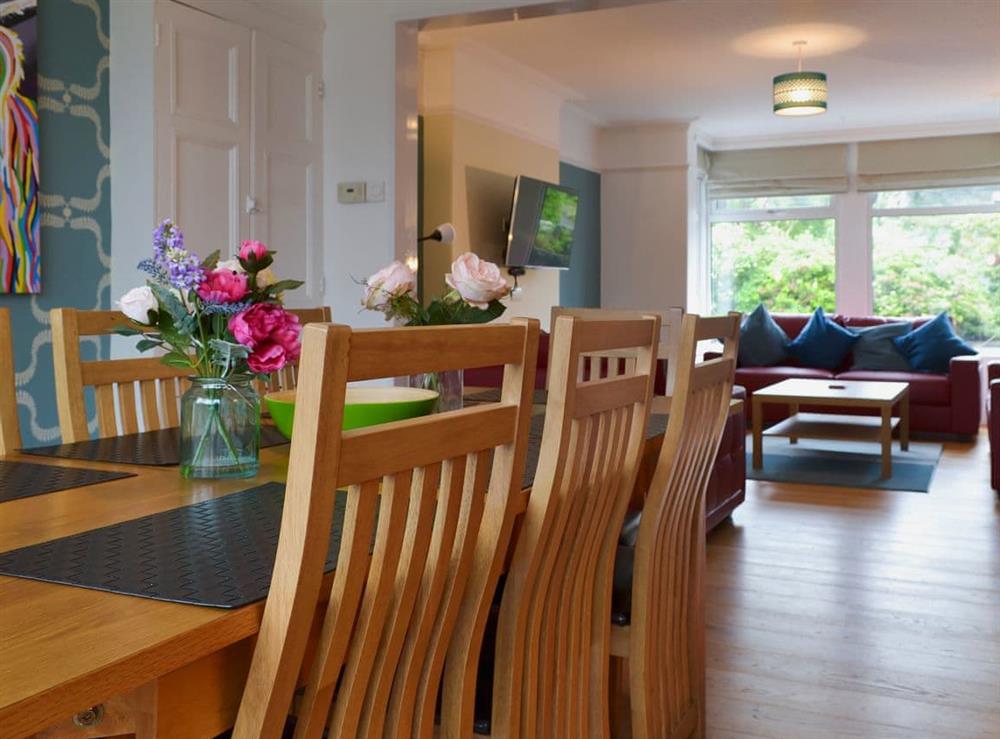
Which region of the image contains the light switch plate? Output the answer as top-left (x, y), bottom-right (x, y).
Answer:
top-left (337, 181), bottom-right (366, 204)
top-left (366, 180), bottom-right (385, 202)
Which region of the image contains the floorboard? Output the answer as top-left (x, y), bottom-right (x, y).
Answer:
top-left (705, 431), bottom-right (1000, 738)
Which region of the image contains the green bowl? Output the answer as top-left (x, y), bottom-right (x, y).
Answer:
top-left (265, 386), bottom-right (439, 439)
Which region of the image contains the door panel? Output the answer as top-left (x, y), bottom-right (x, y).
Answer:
top-left (155, 0), bottom-right (250, 258)
top-left (251, 33), bottom-right (323, 307)
top-left (174, 136), bottom-right (240, 253)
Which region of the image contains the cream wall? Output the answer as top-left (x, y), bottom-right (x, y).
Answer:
top-left (422, 113), bottom-right (562, 329)
top-left (599, 122), bottom-right (695, 313)
top-left (323, 1), bottom-right (552, 326)
top-left (419, 43), bottom-right (576, 330)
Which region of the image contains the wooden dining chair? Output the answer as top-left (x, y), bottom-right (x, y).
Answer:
top-left (0, 308), bottom-right (22, 454)
top-left (611, 312), bottom-right (740, 739)
top-left (488, 313), bottom-right (661, 739)
top-left (232, 319), bottom-right (540, 739)
top-left (550, 306), bottom-right (683, 412)
top-left (50, 308), bottom-right (191, 442)
top-left (50, 306), bottom-right (332, 442)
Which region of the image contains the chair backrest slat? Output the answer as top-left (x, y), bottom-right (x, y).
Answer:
top-left (232, 319), bottom-right (540, 739)
top-left (0, 309), bottom-right (22, 454)
top-left (491, 312), bottom-right (661, 739)
top-left (551, 305), bottom-right (684, 405)
top-left (52, 306), bottom-right (331, 441)
top-left (628, 312), bottom-right (740, 739)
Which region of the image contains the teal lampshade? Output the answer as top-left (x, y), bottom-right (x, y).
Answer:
top-left (773, 71), bottom-right (828, 116)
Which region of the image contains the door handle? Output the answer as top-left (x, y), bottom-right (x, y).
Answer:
top-left (245, 195), bottom-right (262, 215)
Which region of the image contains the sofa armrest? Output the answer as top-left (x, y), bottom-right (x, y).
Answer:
top-left (987, 360), bottom-right (1000, 384)
top-left (949, 355), bottom-right (982, 435)
top-left (703, 351), bottom-right (723, 361)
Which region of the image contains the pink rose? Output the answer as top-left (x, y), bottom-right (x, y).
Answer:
top-left (228, 303), bottom-right (301, 373)
top-left (362, 260), bottom-right (416, 310)
top-left (239, 240), bottom-right (268, 262)
top-left (445, 252), bottom-right (509, 309)
top-left (247, 342), bottom-right (289, 373)
top-left (197, 267), bottom-right (249, 303)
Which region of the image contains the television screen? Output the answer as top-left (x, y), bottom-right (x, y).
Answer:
top-left (505, 175), bottom-right (579, 270)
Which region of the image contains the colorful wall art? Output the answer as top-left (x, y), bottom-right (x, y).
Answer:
top-left (1, 0), bottom-right (40, 293)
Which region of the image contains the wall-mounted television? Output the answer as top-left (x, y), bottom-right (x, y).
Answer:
top-left (505, 175), bottom-right (579, 270)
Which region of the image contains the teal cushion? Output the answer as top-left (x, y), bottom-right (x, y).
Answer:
top-left (892, 312), bottom-right (976, 373)
top-left (851, 322), bottom-right (912, 371)
top-left (787, 307), bottom-right (859, 370)
top-left (738, 304), bottom-right (788, 367)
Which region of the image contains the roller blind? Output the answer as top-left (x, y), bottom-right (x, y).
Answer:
top-left (857, 133), bottom-right (1000, 191)
top-left (706, 144), bottom-right (848, 198)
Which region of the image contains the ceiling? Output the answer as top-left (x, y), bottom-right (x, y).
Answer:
top-left (420, 0), bottom-right (1000, 141)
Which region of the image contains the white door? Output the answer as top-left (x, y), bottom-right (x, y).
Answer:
top-left (250, 33), bottom-right (324, 307)
top-left (155, 0), bottom-right (251, 258)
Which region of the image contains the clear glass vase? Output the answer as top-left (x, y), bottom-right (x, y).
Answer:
top-left (409, 369), bottom-right (463, 413)
top-left (179, 376), bottom-right (261, 479)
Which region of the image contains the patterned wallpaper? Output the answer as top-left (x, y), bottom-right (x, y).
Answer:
top-left (0, 0), bottom-right (109, 445)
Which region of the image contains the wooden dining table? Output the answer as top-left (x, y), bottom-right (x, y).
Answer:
top-left (0, 402), bottom-right (668, 739)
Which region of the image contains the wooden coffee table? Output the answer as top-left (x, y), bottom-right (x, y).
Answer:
top-left (751, 378), bottom-right (910, 479)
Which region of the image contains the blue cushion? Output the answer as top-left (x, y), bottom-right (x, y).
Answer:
top-left (738, 304), bottom-right (789, 367)
top-left (892, 312), bottom-right (977, 373)
top-left (851, 322), bottom-right (912, 371)
top-left (787, 307), bottom-right (859, 370)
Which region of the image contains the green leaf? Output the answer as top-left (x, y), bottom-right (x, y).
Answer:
top-left (149, 283), bottom-right (189, 325)
top-left (135, 338), bottom-right (164, 353)
top-left (200, 250), bottom-right (221, 272)
top-left (263, 279), bottom-right (304, 296)
top-left (209, 339), bottom-right (250, 361)
top-left (114, 326), bottom-right (142, 337)
top-left (161, 351), bottom-right (195, 369)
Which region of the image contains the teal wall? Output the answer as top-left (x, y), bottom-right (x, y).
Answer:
top-left (0, 0), bottom-right (110, 445)
top-left (559, 162), bottom-right (601, 308)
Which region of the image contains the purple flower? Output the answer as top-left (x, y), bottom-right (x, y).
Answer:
top-left (151, 219), bottom-right (203, 291)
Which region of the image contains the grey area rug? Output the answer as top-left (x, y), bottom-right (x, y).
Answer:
top-left (747, 437), bottom-right (943, 493)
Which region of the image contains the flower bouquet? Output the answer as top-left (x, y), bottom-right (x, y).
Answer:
top-left (117, 219), bottom-right (303, 478)
top-left (362, 252), bottom-right (510, 410)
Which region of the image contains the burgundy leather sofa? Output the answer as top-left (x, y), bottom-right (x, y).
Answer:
top-left (466, 331), bottom-right (746, 531)
top-left (737, 313), bottom-right (982, 437)
top-left (988, 362), bottom-right (999, 493)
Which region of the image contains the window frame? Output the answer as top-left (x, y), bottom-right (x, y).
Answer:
top-left (868, 188), bottom-right (1000, 350)
top-left (706, 185), bottom-right (1000, 329)
top-left (707, 197), bottom-right (839, 316)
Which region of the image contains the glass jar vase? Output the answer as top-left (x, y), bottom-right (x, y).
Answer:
top-left (179, 376), bottom-right (261, 479)
top-left (408, 369), bottom-right (463, 413)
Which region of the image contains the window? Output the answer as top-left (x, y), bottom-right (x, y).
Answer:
top-left (871, 186), bottom-right (1000, 344)
top-left (709, 195), bottom-right (836, 315)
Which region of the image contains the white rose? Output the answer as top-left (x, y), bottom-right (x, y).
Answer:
top-left (445, 252), bottom-right (509, 309)
top-left (362, 261), bottom-right (416, 310)
top-left (256, 266), bottom-right (277, 289)
top-left (217, 257), bottom-right (245, 274)
top-left (117, 286), bottom-right (158, 324)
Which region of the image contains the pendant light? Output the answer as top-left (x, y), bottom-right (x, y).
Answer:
top-left (773, 40), bottom-right (828, 116)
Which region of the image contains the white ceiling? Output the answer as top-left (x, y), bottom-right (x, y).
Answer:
top-left (420, 0), bottom-right (1000, 141)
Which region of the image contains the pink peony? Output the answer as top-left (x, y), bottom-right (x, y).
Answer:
top-left (363, 260), bottom-right (416, 310)
top-left (239, 239), bottom-right (268, 262)
top-left (445, 252), bottom-right (509, 309)
top-left (228, 303), bottom-right (301, 373)
top-left (197, 267), bottom-right (249, 304)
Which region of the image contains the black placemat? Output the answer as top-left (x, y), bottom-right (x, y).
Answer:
top-left (0, 482), bottom-right (346, 609)
top-left (22, 425), bottom-right (289, 467)
top-left (0, 460), bottom-right (135, 503)
top-left (520, 413), bottom-right (668, 490)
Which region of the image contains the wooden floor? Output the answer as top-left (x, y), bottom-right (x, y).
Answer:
top-left (705, 431), bottom-right (1000, 739)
